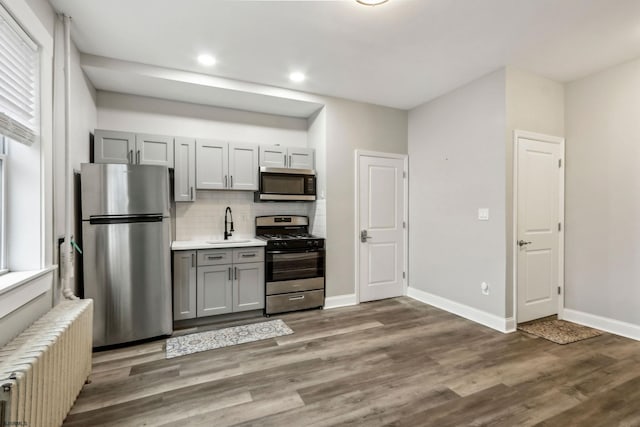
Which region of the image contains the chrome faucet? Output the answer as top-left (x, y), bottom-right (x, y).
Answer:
top-left (224, 206), bottom-right (234, 240)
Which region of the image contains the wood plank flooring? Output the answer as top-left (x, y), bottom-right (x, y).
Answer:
top-left (62, 298), bottom-right (640, 426)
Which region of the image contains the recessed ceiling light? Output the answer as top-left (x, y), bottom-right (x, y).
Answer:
top-left (197, 54), bottom-right (216, 66)
top-left (356, 0), bottom-right (389, 5)
top-left (289, 72), bottom-right (306, 83)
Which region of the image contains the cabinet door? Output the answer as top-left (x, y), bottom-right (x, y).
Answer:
top-left (197, 264), bottom-right (233, 316)
top-left (233, 262), bottom-right (265, 312)
top-left (136, 134), bottom-right (174, 167)
top-left (196, 139), bottom-right (228, 189)
top-left (259, 145), bottom-right (286, 168)
top-left (229, 143), bottom-right (259, 191)
top-left (288, 147), bottom-right (315, 170)
top-left (174, 137), bottom-right (196, 202)
top-left (173, 251), bottom-right (197, 320)
top-left (94, 130), bottom-right (134, 164)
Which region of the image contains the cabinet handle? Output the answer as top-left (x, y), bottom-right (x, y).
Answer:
top-left (224, 175), bottom-right (228, 188)
top-left (234, 267), bottom-right (237, 280)
top-left (289, 155), bottom-right (292, 168)
top-left (284, 154), bottom-right (287, 167)
top-left (228, 267), bottom-right (232, 280)
top-left (190, 186), bottom-right (194, 200)
top-left (136, 149), bottom-right (140, 164)
top-left (289, 295), bottom-right (305, 301)
top-left (191, 253), bottom-right (195, 268)
top-left (207, 255), bottom-right (223, 260)
top-left (241, 253), bottom-right (256, 258)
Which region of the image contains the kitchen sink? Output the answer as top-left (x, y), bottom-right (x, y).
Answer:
top-left (205, 239), bottom-right (251, 245)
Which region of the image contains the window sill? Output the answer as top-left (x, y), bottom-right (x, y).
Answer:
top-left (0, 265), bottom-right (57, 296)
top-left (0, 266), bottom-right (57, 319)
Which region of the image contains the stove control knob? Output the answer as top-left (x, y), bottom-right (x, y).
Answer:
top-left (314, 240), bottom-right (320, 247)
top-left (307, 241), bottom-right (313, 247)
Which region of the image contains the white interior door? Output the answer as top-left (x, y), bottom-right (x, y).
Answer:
top-left (516, 136), bottom-right (563, 322)
top-left (358, 154), bottom-right (405, 302)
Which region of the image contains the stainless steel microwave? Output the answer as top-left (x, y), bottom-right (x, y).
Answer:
top-left (255, 167), bottom-right (317, 201)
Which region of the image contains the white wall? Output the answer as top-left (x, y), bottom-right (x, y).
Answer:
top-left (408, 69), bottom-right (507, 317)
top-left (505, 67), bottom-right (564, 317)
top-left (97, 92), bottom-right (308, 147)
top-left (324, 98), bottom-right (408, 298)
top-left (565, 57), bottom-right (640, 327)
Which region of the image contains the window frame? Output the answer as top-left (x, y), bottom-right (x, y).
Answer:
top-left (0, 135), bottom-right (5, 275)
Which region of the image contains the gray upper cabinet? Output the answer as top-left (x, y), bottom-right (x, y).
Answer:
top-left (174, 137), bottom-right (196, 202)
top-left (197, 140), bottom-right (258, 191)
top-left (259, 145), bottom-right (287, 168)
top-left (259, 145), bottom-right (314, 170)
top-left (94, 130), bottom-right (135, 164)
top-left (196, 139), bottom-right (227, 189)
top-left (288, 147), bottom-right (315, 170)
top-left (136, 134), bottom-right (174, 167)
top-left (94, 129), bottom-right (174, 167)
top-left (229, 143), bottom-right (259, 191)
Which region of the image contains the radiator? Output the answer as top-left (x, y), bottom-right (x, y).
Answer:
top-left (0, 299), bottom-right (93, 427)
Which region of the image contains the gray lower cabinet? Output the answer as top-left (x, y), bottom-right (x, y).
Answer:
top-left (173, 247), bottom-right (264, 320)
top-left (172, 251), bottom-right (197, 320)
top-left (233, 262), bottom-right (265, 312)
top-left (197, 264), bottom-right (233, 316)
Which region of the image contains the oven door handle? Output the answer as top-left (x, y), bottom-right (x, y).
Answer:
top-left (267, 249), bottom-right (324, 254)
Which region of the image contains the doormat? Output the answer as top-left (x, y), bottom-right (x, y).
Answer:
top-left (518, 319), bottom-right (602, 345)
top-left (166, 319), bottom-right (293, 359)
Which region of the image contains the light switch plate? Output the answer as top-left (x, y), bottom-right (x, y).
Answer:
top-left (478, 208), bottom-right (489, 221)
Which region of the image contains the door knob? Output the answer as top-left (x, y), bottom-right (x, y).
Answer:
top-left (518, 240), bottom-right (532, 247)
top-left (360, 230), bottom-right (372, 243)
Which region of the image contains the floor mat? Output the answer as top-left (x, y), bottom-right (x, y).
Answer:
top-left (518, 318), bottom-right (602, 345)
top-left (166, 319), bottom-right (293, 359)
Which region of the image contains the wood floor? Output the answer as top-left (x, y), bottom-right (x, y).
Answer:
top-left (63, 297), bottom-right (640, 426)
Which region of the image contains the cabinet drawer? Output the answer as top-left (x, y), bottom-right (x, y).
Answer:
top-left (266, 289), bottom-right (324, 315)
top-left (232, 247), bottom-right (264, 264)
top-left (198, 249), bottom-right (233, 266)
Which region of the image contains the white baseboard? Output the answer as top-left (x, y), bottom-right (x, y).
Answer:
top-left (563, 309), bottom-right (640, 341)
top-left (324, 294), bottom-right (358, 310)
top-left (406, 287), bottom-right (515, 333)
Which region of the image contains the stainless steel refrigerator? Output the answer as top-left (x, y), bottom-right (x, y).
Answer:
top-left (81, 163), bottom-right (172, 347)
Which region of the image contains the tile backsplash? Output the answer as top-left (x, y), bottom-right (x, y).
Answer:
top-left (175, 191), bottom-right (315, 241)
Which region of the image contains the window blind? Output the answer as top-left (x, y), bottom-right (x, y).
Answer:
top-left (0, 4), bottom-right (39, 146)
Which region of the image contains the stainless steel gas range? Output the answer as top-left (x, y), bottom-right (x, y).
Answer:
top-left (256, 215), bottom-right (325, 315)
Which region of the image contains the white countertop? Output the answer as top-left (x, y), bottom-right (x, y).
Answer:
top-left (171, 238), bottom-right (267, 251)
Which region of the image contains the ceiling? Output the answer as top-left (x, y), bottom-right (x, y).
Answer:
top-left (50, 0), bottom-right (640, 112)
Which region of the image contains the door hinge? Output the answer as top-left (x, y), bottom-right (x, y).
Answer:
top-left (558, 159), bottom-right (562, 168)
top-left (403, 272), bottom-right (406, 279)
top-left (558, 286), bottom-right (561, 295)
top-left (558, 222), bottom-right (562, 232)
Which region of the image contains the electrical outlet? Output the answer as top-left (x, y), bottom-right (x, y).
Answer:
top-left (481, 282), bottom-right (489, 295)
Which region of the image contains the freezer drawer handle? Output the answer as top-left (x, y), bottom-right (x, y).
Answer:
top-left (289, 295), bottom-right (305, 301)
